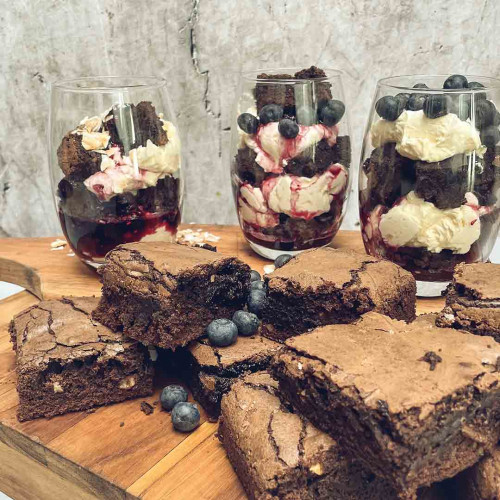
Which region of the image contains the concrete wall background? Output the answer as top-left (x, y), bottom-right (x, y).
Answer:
top-left (0, 0), bottom-right (498, 237)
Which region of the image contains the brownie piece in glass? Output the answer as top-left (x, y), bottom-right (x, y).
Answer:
top-left (93, 242), bottom-right (251, 350)
top-left (271, 312), bottom-right (500, 496)
top-left (9, 297), bottom-right (153, 421)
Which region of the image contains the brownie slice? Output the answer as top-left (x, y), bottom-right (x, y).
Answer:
top-left (450, 444), bottom-right (499, 499)
top-left (219, 372), bottom-right (450, 500)
top-left (93, 242), bottom-right (251, 350)
top-left (172, 335), bottom-right (280, 420)
top-left (261, 247), bottom-right (416, 341)
top-left (271, 312), bottom-right (500, 496)
top-left (9, 297), bottom-right (153, 422)
top-left (436, 262), bottom-right (500, 342)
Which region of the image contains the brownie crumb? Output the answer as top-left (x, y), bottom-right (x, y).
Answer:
top-left (419, 351), bottom-right (443, 371)
top-left (153, 400), bottom-right (159, 406)
top-left (120, 421), bottom-right (125, 427)
top-left (140, 401), bottom-right (154, 415)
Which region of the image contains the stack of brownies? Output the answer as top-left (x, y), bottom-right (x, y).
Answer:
top-left (9, 241), bottom-right (500, 499)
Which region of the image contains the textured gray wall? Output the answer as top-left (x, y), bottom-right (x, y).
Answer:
top-left (0, 0), bottom-right (498, 237)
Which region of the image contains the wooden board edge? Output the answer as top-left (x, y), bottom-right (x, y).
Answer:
top-left (0, 257), bottom-right (42, 299)
top-left (0, 422), bottom-right (135, 500)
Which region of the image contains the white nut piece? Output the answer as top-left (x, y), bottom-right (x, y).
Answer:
top-left (53, 382), bottom-right (64, 393)
top-left (309, 463), bottom-right (323, 475)
top-left (119, 376), bottom-right (136, 390)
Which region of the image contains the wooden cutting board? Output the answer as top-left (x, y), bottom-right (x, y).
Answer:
top-left (0, 226), bottom-right (444, 500)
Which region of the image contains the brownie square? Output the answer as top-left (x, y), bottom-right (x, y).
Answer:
top-left (271, 312), bottom-right (500, 495)
top-left (261, 247), bottom-right (416, 342)
top-left (172, 335), bottom-right (280, 420)
top-left (93, 242), bottom-right (251, 350)
top-left (9, 297), bottom-right (154, 422)
top-left (219, 372), bottom-right (449, 500)
top-left (450, 444), bottom-right (499, 499)
top-left (437, 262), bottom-right (500, 342)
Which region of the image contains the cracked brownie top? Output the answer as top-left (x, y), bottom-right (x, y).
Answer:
top-left (277, 311), bottom-right (500, 414)
top-left (10, 297), bottom-right (136, 371)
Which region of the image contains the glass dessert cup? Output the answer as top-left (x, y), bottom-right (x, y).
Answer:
top-left (230, 67), bottom-right (351, 260)
top-left (49, 77), bottom-right (183, 267)
top-left (359, 74), bottom-right (500, 296)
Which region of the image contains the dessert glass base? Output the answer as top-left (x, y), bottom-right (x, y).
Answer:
top-left (248, 241), bottom-right (310, 260)
top-left (416, 280), bottom-right (448, 298)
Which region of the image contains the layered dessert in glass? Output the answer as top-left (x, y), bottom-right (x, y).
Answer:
top-left (359, 74), bottom-right (500, 291)
top-left (231, 67), bottom-right (351, 259)
top-left (50, 77), bottom-right (182, 266)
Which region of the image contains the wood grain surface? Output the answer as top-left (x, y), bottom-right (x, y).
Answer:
top-left (0, 226), bottom-right (445, 499)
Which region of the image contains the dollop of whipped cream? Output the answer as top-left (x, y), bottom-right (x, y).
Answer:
top-left (238, 184), bottom-right (279, 228)
top-left (262, 164), bottom-right (348, 220)
top-left (241, 121), bottom-right (338, 174)
top-left (379, 191), bottom-right (484, 254)
top-left (84, 120), bottom-right (181, 201)
top-left (371, 110), bottom-right (482, 163)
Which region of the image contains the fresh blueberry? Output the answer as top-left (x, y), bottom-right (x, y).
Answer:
top-left (251, 280), bottom-right (266, 292)
top-left (237, 113), bottom-right (259, 134)
top-left (232, 310), bottom-right (260, 336)
top-left (259, 104), bottom-right (284, 125)
top-left (406, 94), bottom-right (427, 111)
top-left (318, 100), bottom-right (345, 126)
top-left (274, 254), bottom-right (293, 268)
top-left (480, 126), bottom-right (500, 148)
top-left (250, 270), bottom-right (261, 282)
top-left (494, 111), bottom-right (500, 127)
top-left (160, 385), bottom-right (188, 411)
top-left (171, 402), bottom-right (200, 432)
top-left (443, 74), bottom-right (468, 89)
top-left (247, 290), bottom-right (267, 317)
top-left (395, 93), bottom-right (410, 109)
top-left (413, 83), bottom-right (429, 89)
top-left (468, 81), bottom-right (485, 89)
top-left (278, 118), bottom-right (299, 139)
top-left (475, 100), bottom-right (497, 128)
top-left (206, 319), bottom-right (238, 347)
top-left (423, 94), bottom-right (448, 119)
top-left (375, 96), bottom-right (404, 121)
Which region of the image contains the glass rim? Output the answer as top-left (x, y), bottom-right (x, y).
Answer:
top-left (240, 67), bottom-right (343, 83)
top-left (51, 76), bottom-right (167, 93)
top-left (377, 74), bottom-right (500, 92)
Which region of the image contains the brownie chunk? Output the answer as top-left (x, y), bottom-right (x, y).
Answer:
top-left (414, 155), bottom-right (470, 209)
top-left (255, 66), bottom-right (332, 114)
top-left (93, 242), bottom-right (251, 350)
top-left (271, 312), bottom-right (500, 496)
top-left (219, 372), bottom-right (449, 500)
top-left (234, 147), bottom-right (267, 186)
top-left (57, 133), bottom-right (101, 181)
top-left (361, 144), bottom-right (416, 210)
top-left (285, 136), bottom-right (351, 177)
top-left (104, 101), bottom-right (167, 150)
top-left (437, 262), bottom-right (500, 342)
top-left (172, 335), bottom-right (280, 419)
top-left (261, 247), bottom-right (416, 341)
top-left (450, 444), bottom-right (499, 500)
top-left (9, 297), bottom-right (153, 422)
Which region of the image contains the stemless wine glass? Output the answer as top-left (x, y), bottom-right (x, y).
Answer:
top-left (230, 67), bottom-right (351, 259)
top-left (359, 74), bottom-right (500, 295)
top-left (49, 76), bottom-right (183, 267)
